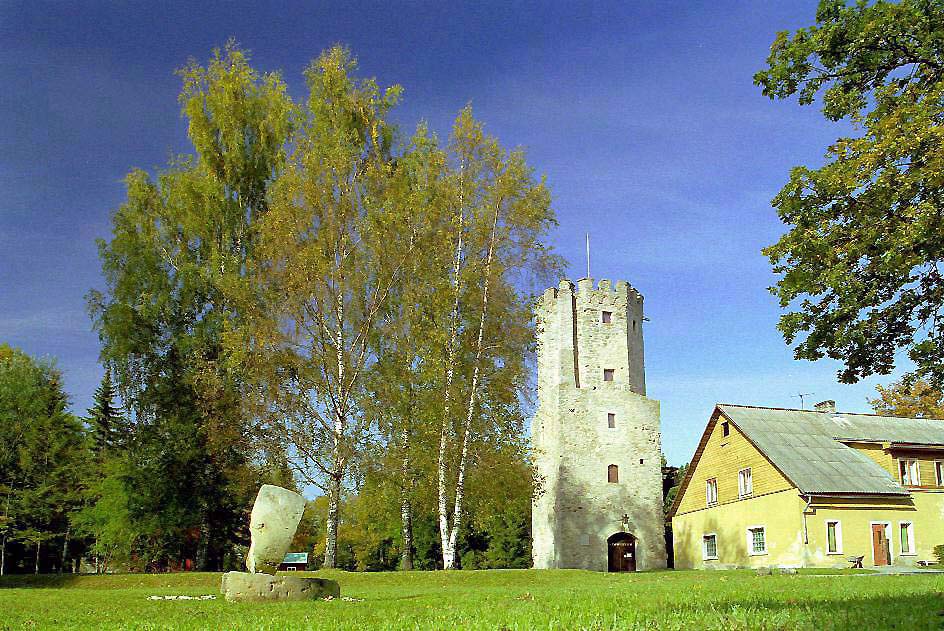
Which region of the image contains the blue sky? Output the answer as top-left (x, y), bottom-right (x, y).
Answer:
top-left (0, 1), bottom-right (908, 466)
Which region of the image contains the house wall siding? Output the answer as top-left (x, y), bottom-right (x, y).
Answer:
top-left (672, 490), bottom-right (805, 569)
top-left (845, 442), bottom-right (896, 476)
top-left (804, 492), bottom-right (944, 566)
top-left (675, 413), bottom-right (793, 516)
top-left (847, 442), bottom-right (944, 488)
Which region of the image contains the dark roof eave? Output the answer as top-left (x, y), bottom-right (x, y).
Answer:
top-left (801, 491), bottom-right (910, 498)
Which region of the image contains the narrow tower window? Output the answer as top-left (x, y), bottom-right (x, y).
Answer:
top-left (607, 413), bottom-right (616, 428)
top-left (601, 310), bottom-right (612, 324)
top-left (608, 464), bottom-right (619, 483)
top-left (603, 369), bottom-right (615, 382)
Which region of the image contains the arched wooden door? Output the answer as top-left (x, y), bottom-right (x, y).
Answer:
top-left (607, 532), bottom-right (636, 572)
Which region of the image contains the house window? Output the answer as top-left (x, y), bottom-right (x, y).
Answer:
top-left (899, 459), bottom-right (920, 486)
top-left (747, 526), bottom-right (767, 555)
top-left (738, 468), bottom-right (753, 498)
top-left (826, 520), bottom-right (842, 554)
top-left (899, 522), bottom-right (915, 555)
top-left (608, 464), bottom-right (619, 483)
top-left (602, 310), bottom-right (612, 324)
top-left (603, 369), bottom-right (615, 382)
top-left (702, 534), bottom-right (718, 560)
top-left (607, 413), bottom-right (616, 428)
top-left (936, 461), bottom-right (944, 486)
top-left (721, 421), bottom-right (730, 437)
top-left (705, 478), bottom-right (718, 506)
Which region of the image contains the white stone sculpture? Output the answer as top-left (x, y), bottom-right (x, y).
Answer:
top-left (221, 484), bottom-right (340, 603)
top-left (246, 484), bottom-right (306, 575)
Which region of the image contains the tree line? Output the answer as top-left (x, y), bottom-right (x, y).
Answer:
top-left (6, 42), bottom-right (558, 574)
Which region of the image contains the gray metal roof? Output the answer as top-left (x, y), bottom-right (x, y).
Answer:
top-left (717, 405), bottom-right (944, 496)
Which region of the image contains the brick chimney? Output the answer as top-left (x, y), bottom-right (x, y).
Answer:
top-left (814, 400), bottom-right (836, 414)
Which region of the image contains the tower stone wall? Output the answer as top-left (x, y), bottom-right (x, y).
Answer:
top-left (532, 278), bottom-right (667, 571)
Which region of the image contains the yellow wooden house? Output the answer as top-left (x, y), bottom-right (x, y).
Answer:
top-left (669, 402), bottom-right (944, 569)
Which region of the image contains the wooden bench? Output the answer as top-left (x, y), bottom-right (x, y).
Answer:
top-left (848, 555), bottom-right (864, 569)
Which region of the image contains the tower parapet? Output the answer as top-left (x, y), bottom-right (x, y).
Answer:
top-left (536, 277), bottom-right (646, 396)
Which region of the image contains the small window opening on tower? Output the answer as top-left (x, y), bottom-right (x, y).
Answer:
top-left (721, 421), bottom-right (730, 437)
top-left (607, 464), bottom-right (619, 483)
top-left (607, 412), bottom-right (616, 428)
top-left (602, 310), bottom-right (612, 324)
top-left (603, 369), bottom-right (615, 382)
top-left (632, 319), bottom-right (636, 330)
top-left (639, 458), bottom-right (644, 464)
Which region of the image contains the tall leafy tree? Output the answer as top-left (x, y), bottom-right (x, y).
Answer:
top-left (756, 0), bottom-right (944, 385)
top-left (365, 124), bottom-right (451, 570)
top-left (0, 345), bottom-right (87, 574)
top-left (871, 378), bottom-right (944, 418)
top-left (434, 107), bottom-right (560, 569)
top-left (88, 42), bottom-right (294, 570)
top-left (225, 46), bottom-right (421, 568)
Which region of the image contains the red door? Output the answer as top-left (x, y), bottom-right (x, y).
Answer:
top-left (872, 524), bottom-right (889, 566)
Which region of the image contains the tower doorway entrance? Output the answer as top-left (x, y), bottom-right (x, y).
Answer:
top-left (607, 532), bottom-right (636, 572)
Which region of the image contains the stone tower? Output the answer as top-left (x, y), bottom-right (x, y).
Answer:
top-left (531, 277), bottom-right (667, 571)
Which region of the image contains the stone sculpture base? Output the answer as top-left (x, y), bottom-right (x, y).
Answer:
top-left (221, 572), bottom-right (340, 603)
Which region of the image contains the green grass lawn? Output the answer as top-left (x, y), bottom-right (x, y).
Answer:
top-left (1, 568), bottom-right (942, 630)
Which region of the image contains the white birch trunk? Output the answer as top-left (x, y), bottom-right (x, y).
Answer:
top-left (0, 492), bottom-right (7, 577)
top-left (400, 491), bottom-right (413, 571)
top-left (438, 207), bottom-right (465, 569)
top-left (323, 470), bottom-right (341, 569)
top-left (441, 201), bottom-right (500, 569)
top-left (324, 286), bottom-right (346, 569)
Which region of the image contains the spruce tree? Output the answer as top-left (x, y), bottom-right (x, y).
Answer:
top-left (86, 371), bottom-right (124, 453)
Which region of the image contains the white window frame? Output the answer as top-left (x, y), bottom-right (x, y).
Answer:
top-left (899, 458), bottom-right (920, 486)
top-left (746, 525), bottom-right (767, 556)
top-left (738, 467), bottom-right (753, 498)
top-left (825, 520), bottom-right (843, 555)
top-left (702, 533), bottom-right (718, 560)
top-left (706, 478), bottom-right (718, 506)
top-left (935, 460), bottom-right (944, 486)
top-left (898, 521), bottom-right (916, 556)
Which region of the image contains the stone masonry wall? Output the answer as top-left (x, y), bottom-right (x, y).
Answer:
top-left (532, 278), bottom-right (667, 571)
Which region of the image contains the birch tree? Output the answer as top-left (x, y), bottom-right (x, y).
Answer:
top-left (227, 47), bottom-right (422, 568)
top-left (435, 107), bottom-right (560, 569)
top-left (366, 125), bottom-right (450, 570)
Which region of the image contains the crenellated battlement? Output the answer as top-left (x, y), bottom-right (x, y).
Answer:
top-left (540, 278), bottom-right (642, 303)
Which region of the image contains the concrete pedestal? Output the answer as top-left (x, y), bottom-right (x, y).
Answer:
top-left (221, 572), bottom-right (340, 603)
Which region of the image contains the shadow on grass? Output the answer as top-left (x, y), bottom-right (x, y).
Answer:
top-left (0, 572), bottom-right (222, 590)
top-left (648, 588), bottom-right (944, 629)
top-left (0, 574), bottom-right (83, 589)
